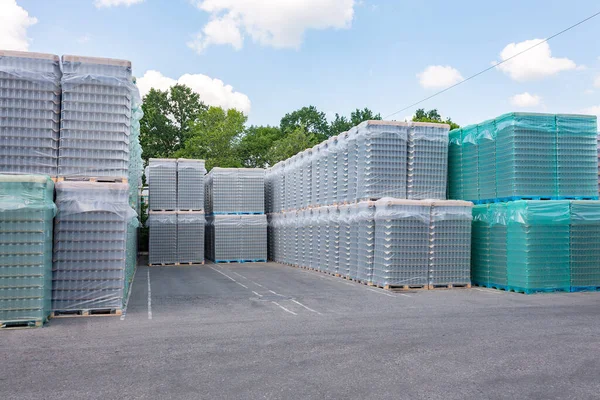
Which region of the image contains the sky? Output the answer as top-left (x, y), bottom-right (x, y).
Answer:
top-left (2, 0), bottom-right (599, 127)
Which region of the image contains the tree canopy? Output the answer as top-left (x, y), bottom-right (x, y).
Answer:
top-left (412, 108), bottom-right (460, 130)
top-left (139, 84), bottom-right (460, 171)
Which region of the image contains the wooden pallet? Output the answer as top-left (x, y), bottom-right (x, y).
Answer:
top-left (148, 210), bottom-right (177, 213)
top-left (428, 283), bottom-right (471, 290)
top-left (383, 284), bottom-right (428, 291)
top-left (0, 319), bottom-right (44, 330)
top-left (56, 176), bottom-right (128, 183)
top-left (149, 262), bottom-right (177, 266)
top-left (177, 210), bottom-right (204, 213)
top-left (175, 262), bottom-right (205, 266)
top-left (51, 308), bottom-right (122, 318)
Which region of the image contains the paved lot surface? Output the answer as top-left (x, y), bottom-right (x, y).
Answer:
top-left (3, 261), bottom-right (600, 400)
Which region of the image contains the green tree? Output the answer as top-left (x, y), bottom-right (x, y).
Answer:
top-left (140, 88), bottom-right (178, 160)
top-left (237, 125), bottom-right (283, 168)
top-left (280, 105), bottom-right (329, 141)
top-left (268, 126), bottom-right (314, 164)
top-left (140, 85), bottom-right (207, 161)
top-left (329, 107), bottom-right (382, 136)
top-left (412, 108), bottom-right (460, 130)
top-left (176, 106), bottom-right (246, 171)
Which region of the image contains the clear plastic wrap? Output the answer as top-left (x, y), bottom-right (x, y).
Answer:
top-left (357, 121), bottom-right (409, 201)
top-left (0, 174), bottom-right (55, 326)
top-left (407, 122), bottom-right (449, 200)
top-left (373, 199), bottom-right (431, 287)
top-left (53, 181), bottom-right (135, 311)
top-left (0, 51), bottom-right (61, 176)
top-left (206, 168), bottom-right (264, 214)
top-left (58, 56), bottom-right (134, 179)
top-left (207, 214), bottom-right (267, 262)
top-left (147, 212), bottom-right (177, 265)
top-left (177, 159), bottom-right (206, 211)
top-left (177, 212), bottom-right (205, 263)
top-left (147, 158), bottom-right (177, 211)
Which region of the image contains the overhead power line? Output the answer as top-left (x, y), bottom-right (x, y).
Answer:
top-left (385, 10), bottom-right (600, 119)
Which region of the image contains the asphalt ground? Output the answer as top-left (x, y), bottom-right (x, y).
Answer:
top-left (2, 260), bottom-right (600, 399)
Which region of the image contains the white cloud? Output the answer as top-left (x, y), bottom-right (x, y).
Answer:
top-left (510, 92), bottom-right (542, 107)
top-left (580, 105), bottom-right (600, 121)
top-left (94, 0), bottom-right (144, 8)
top-left (417, 65), bottom-right (464, 89)
top-left (188, 0), bottom-right (355, 53)
top-left (137, 70), bottom-right (251, 115)
top-left (187, 15), bottom-right (243, 54)
top-left (0, 0), bottom-right (37, 51)
top-left (594, 75), bottom-right (600, 88)
top-left (495, 39), bottom-right (577, 81)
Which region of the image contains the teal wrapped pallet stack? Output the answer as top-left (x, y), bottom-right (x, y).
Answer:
top-left (506, 201), bottom-right (571, 293)
top-left (488, 203), bottom-right (508, 290)
top-left (476, 120), bottom-right (497, 201)
top-left (448, 113), bottom-right (598, 203)
top-left (0, 175), bottom-right (55, 328)
top-left (470, 205), bottom-right (490, 287)
top-left (570, 201), bottom-right (600, 291)
top-left (556, 115), bottom-right (598, 198)
top-left (471, 201), bottom-right (600, 293)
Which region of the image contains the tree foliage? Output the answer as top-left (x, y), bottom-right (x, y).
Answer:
top-left (329, 107), bottom-right (382, 136)
top-left (412, 108), bottom-right (460, 130)
top-left (139, 83), bottom-right (462, 172)
top-left (237, 125), bottom-right (283, 168)
top-left (140, 84), bottom-right (208, 161)
top-left (268, 127), bottom-right (314, 164)
top-left (280, 105), bottom-right (329, 141)
top-left (176, 106), bottom-right (246, 171)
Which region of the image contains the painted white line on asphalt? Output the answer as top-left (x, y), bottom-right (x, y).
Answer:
top-left (290, 299), bottom-right (322, 315)
top-left (210, 266), bottom-right (239, 283)
top-left (236, 281), bottom-right (249, 289)
top-left (272, 301), bottom-right (297, 315)
top-left (147, 269), bottom-right (153, 320)
top-left (269, 290), bottom-right (278, 295)
top-left (366, 288), bottom-right (396, 298)
top-left (229, 270), bottom-right (248, 280)
top-left (252, 291), bottom-right (263, 297)
top-left (120, 266), bottom-right (138, 320)
top-left (228, 269), bottom-right (265, 288)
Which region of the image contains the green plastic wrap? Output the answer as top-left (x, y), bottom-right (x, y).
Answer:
top-left (476, 119), bottom-right (497, 201)
top-left (569, 201), bottom-right (600, 290)
top-left (488, 203), bottom-right (508, 288)
top-left (470, 205), bottom-right (490, 286)
top-left (447, 129), bottom-right (463, 200)
top-left (506, 201), bottom-right (570, 293)
top-left (0, 174), bottom-right (55, 327)
top-left (461, 125), bottom-right (479, 201)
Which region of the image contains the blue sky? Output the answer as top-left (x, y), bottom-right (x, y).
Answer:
top-left (3, 0), bottom-right (600, 127)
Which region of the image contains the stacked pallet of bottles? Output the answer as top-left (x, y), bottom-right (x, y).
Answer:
top-left (452, 113), bottom-right (600, 293)
top-left (0, 175), bottom-right (55, 328)
top-left (147, 158), bottom-right (206, 266)
top-left (0, 51), bottom-right (61, 176)
top-left (52, 182), bottom-right (136, 316)
top-left (266, 120), bottom-right (474, 290)
top-left (205, 168), bottom-right (266, 263)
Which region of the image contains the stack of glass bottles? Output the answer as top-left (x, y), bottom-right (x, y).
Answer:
top-left (448, 113), bottom-right (598, 203)
top-left (52, 182), bottom-right (135, 312)
top-left (0, 51), bottom-right (61, 176)
top-left (0, 175), bottom-right (55, 327)
top-left (58, 56), bottom-right (133, 178)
